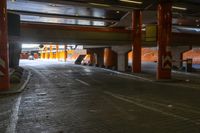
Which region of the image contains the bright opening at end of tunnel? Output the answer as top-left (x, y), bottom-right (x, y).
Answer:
top-left (22, 44), bottom-right (40, 49)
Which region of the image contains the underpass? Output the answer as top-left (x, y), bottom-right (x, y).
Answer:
top-left (1, 0), bottom-right (200, 132)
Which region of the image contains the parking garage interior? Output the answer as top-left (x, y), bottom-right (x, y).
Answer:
top-left (0, 0), bottom-right (200, 132)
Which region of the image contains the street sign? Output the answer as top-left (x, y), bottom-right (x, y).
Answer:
top-left (162, 52), bottom-right (172, 70)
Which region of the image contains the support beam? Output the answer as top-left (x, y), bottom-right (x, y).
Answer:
top-left (0, 0), bottom-right (10, 90)
top-left (112, 45), bottom-right (131, 71)
top-left (157, 0), bottom-right (172, 80)
top-left (132, 10), bottom-right (142, 73)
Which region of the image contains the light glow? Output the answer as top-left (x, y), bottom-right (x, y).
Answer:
top-left (172, 6), bottom-right (187, 11)
top-left (120, 0), bottom-right (143, 4)
top-left (22, 44), bottom-right (40, 49)
top-left (89, 3), bottom-right (111, 7)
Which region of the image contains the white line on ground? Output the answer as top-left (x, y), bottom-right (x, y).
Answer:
top-left (101, 68), bottom-right (153, 82)
top-left (6, 96), bottom-right (22, 133)
top-left (75, 79), bottom-right (90, 86)
top-left (104, 91), bottom-right (199, 125)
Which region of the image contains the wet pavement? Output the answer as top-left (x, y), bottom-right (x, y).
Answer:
top-left (1, 60), bottom-right (200, 133)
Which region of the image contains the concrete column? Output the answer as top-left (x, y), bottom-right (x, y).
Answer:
top-left (132, 10), bottom-right (142, 73)
top-left (171, 46), bottom-right (192, 68)
top-left (0, 0), bottom-right (10, 90)
top-left (96, 51), bottom-right (104, 67)
top-left (157, 0), bottom-right (172, 80)
top-left (87, 48), bottom-right (104, 67)
top-left (9, 43), bottom-right (21, 68)
top-left (112, 45), bottom-right (131, 71)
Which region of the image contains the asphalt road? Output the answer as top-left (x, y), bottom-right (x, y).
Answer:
top-left (1, 60), bottom-right (200, 133)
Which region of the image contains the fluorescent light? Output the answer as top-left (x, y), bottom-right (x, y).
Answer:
top-left (89, 3), bottom-right (110, 7)
top-left (172, 6), bottom-right (187, 11)
top-left (120, 0), bottom-right (143, 4)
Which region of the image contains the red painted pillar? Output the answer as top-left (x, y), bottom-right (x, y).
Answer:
top-left (157, 0), bottom-right (172, 79)
top-left (0, 0), bottom-right (10, 90)
top-left (132, 10), bottom-right (142, 73)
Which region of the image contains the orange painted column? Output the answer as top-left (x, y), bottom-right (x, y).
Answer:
top-left (104, 48), bottom-right (113, 67)
top-left (56, 45), bottom-right (59, 60)
top-left (157, 0), bottom-right (172, 79)
top-left (45, 46), bottom-right (49, 59)
top-left (64, 45), bottom-right (67, 62)
top-left (49, 45), bottom-right (53, 59)
top-left (0, 0), bottom-right (10, 90)
top-left (132, 10), bottom-right (142, 73)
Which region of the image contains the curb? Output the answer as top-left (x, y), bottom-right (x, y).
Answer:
top-left (0, 71), bottom-right (32, 94)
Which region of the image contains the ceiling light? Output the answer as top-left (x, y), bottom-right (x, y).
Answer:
top-left (89, 3), bottom-right (110, 7)
top-left (116, 11), bottom-right (120, 14)
top-left (172, 6), bottom-right (187, 11)
top-left (119, 0), bottom-right (143, 4)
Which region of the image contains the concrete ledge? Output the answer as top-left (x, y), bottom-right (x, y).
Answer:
top-left (0, 70), bottom-right (31, 94)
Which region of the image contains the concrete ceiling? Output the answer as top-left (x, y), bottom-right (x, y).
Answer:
top-left (7, 0), bottom-right (200, 34)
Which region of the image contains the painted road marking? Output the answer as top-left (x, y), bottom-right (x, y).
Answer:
top-left (6, 96), bottom-right (22, 133)
top-left (0, 58), bottom-right (6, 68)
top-left (104, 91), bottom-right (199, 125)
top-left (75, 79), bottom-right (90, 86)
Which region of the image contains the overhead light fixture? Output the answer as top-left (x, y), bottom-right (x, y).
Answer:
top-left (119, 0), bottom-right (143, 4)
top-left (172, 6), bottom-right (187, 11)
top-left (89, 3), bottom-right (110, 7)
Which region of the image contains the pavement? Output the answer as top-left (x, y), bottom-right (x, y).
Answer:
top-left (0, 60), bottom-right (200, 133)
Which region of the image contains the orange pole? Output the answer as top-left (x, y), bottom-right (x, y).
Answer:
top-left (64, 45), bottom-right (67, 62)
top-left (56, 44), bottom-right (59, 60)
top-left (45, 46), bottom-right (49, 59)
top-left (0, 0), bottom-right (10, 90)
top-left (49, 45), bottom-right (53, 59)
top-left (157, 0), bottom-right (172, 79)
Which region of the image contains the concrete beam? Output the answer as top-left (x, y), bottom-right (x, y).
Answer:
top-left (19, 23), bottom-right (200, 46)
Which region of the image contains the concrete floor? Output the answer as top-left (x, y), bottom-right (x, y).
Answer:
top-left (1, 60), bottom-right (200, 133)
